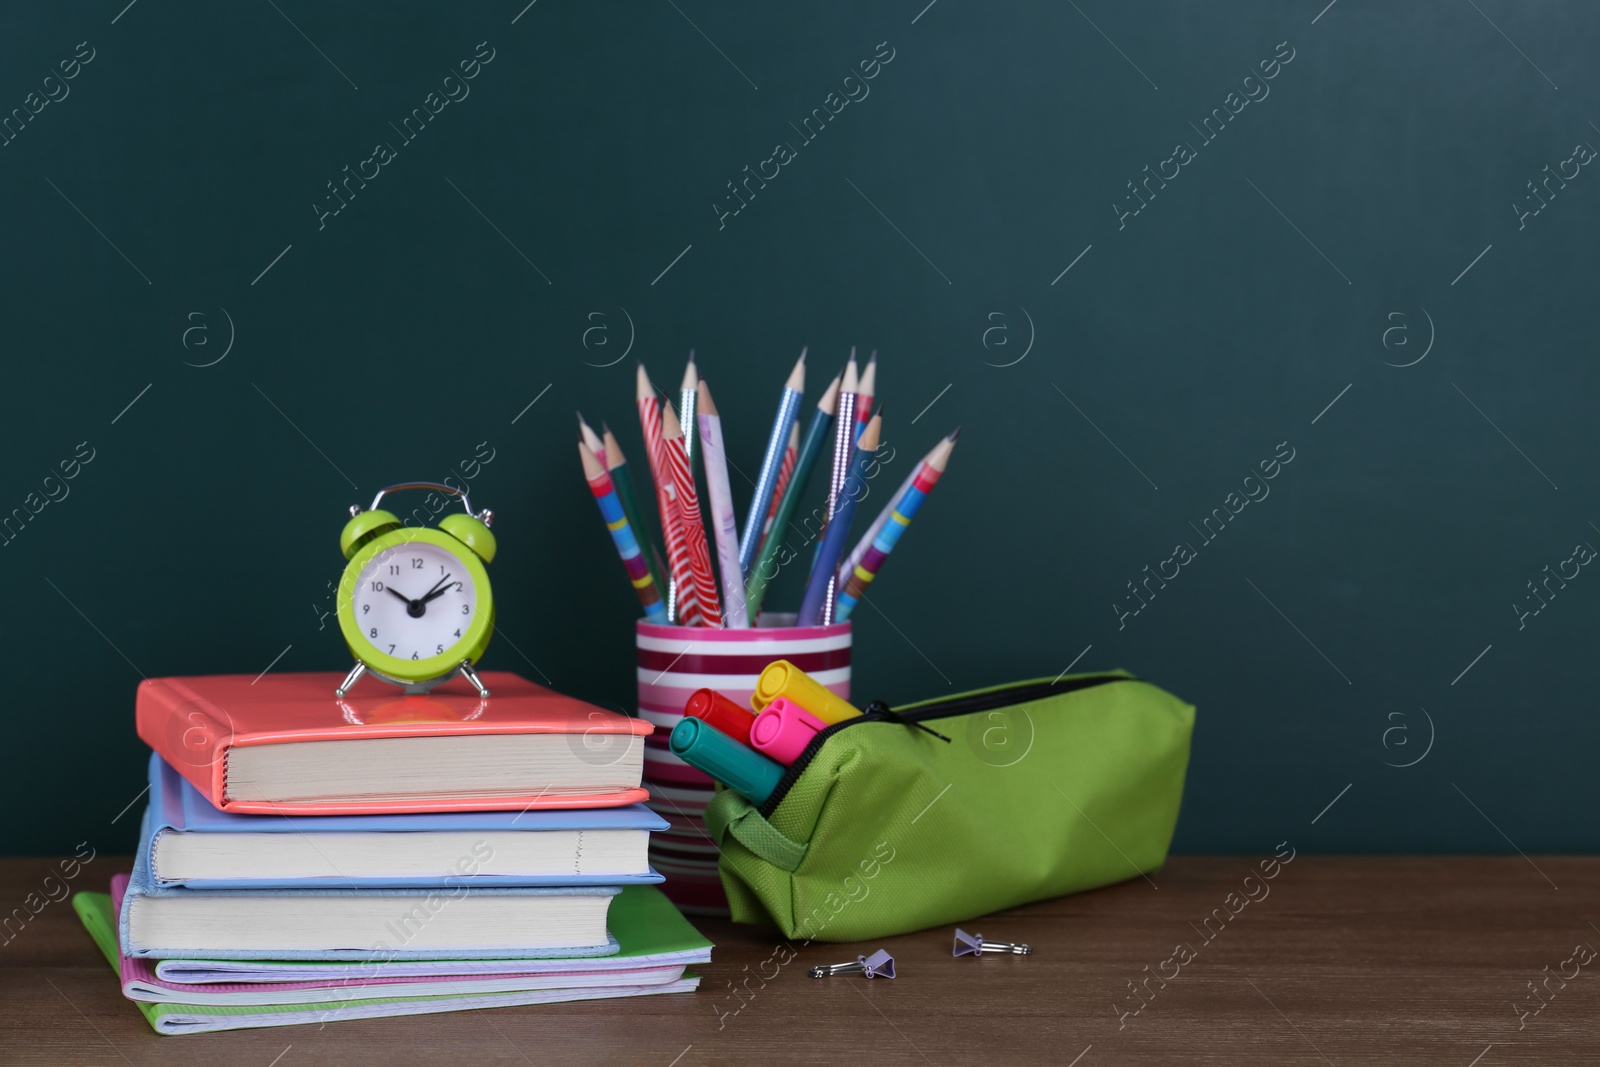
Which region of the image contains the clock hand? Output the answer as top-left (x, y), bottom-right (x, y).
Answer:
top-left (384, 584), bottom-right (430, 619)
top-left (419, 574), bottom-right (455, 605)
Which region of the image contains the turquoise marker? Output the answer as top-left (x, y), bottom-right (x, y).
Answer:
top-left (669, 717), bottom-right (784, 805)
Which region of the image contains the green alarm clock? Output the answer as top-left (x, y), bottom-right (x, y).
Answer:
top-left (334, 482), bottom-right (497, 698)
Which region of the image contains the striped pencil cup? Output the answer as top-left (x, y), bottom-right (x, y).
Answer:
top-left (637, 615), bottom-right (851, 914)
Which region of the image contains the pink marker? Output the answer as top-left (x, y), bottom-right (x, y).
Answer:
top-left (749, 697), bottom-right (829, 765)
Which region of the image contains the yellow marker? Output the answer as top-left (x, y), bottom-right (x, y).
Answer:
top-left (751, 660), bottom-right (861, 724)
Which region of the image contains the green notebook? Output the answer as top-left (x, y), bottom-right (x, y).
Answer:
top-left (75, 885), bottom-right (709, 1035)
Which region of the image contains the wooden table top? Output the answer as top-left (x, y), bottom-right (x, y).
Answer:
top-left (3, 855), bottom-right (1595, 1065)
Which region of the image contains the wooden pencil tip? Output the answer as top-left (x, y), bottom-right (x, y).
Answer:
top-left (601, 425), bottom-right (626, 467)
top-left (841, 359), bottom-right (859, 394)
top-left (819, 372), bottom-right (842, 413)
top-left (857, 413), bottom-right (883, 451)
top-left (856, 355), bottom-right (877, 397)
top-left (577, 438), bottom-right (605, 479)
top-left (949, 426), bottom-right (962, 440)
top-left (696, 378), bottom-right (717, 415)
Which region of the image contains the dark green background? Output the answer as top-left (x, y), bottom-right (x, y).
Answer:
top-left (2, 1), bottom-right (1595, 855)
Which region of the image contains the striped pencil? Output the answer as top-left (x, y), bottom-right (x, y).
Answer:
top-left (746, 372), bottom-right (840, 620)
top-left (679, 353), bottom-right (699, 470)
top-left (799, 412), bottom-right (882, 626)
top-left (762, 421), bottom-right (801, 537)
top-left (577, 412), bottom-right (607, 468)
top-left (662, 401), bottom-right (722, 627)
top-left (672, 352), bottom-right (701, 623)
top-left (837, 462), bottom-right (918, 588)
top-left (823, 355), bottom-right (860, 527)
top-left (638, 363), bottom-right (700, 626)
top-left (854, 351), bottom-right (876, 437)
top-left (695, 380), bottom-right (749, 627)
top-left (579, 440), bottom-right (666, 623)
top-left (810, 354), bottom-right (860, 620)
top-left (737, 349), bottom-right (806, 580)
top-left (601, 423), bottom-right (667, 604)
top-left (835, 428), bottom-right (959, 622)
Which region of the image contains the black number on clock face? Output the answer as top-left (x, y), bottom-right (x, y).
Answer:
top-left (412, 558), bottom-right (424, 569)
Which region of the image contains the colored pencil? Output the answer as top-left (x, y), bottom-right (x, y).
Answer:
top-left (837, 463), bottom-right (918, 588)
top-left (823, 356), bottom-right (860, 528)
top-left (835, 429), bottom-right (958, 622)
top-left (638, 363), bottom-right (699, 626)
top-left (746, 372), bottom-right (839, 621)
top-left (601, 423), bottom-right (667, 603)
top-left (579, 440), bottom-right (666, 622)
top-left (855, 351), bottom-right (877, 433)
top-left (810, 354), bottom-right (860, 619)
top-left (695, 380), bottom-right (749, 628)
top-left (678, 353), bottom-right (699, 469)
top-left (762, 421), bottom-right (800, 536)
top-left (662, 401), bottom-right (722, 626)
top-left (799, 412), bottom-right (882, 626)
top-left (577, 412), bottom-right (606, 467)
top-left (737, 349), bottom-right (806, 581)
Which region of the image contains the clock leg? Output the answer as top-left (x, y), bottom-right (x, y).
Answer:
top-left (335, 661), bottom-right (367, 698)
top-left (458, 661), bottom-right (491, 698)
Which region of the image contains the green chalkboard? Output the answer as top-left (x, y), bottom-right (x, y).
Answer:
top-left (2, 1), bottom-right (1597, 856)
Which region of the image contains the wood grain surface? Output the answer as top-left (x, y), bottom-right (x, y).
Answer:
top-left (3, 855), bottom-right (1596, 1065)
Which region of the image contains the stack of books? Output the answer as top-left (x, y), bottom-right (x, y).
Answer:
top-left (76, 671), bottom-right (712, 1036)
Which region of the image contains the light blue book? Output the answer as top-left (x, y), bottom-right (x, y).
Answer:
top-left (121, 813), bottom-right (623, 961)
top-left (144, 753), bottom-right (665, 889)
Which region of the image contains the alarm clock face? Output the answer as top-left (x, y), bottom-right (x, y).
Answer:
top-left (351, 541), bottom-right (479, 663)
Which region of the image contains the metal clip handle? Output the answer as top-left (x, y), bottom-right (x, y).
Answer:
top-left (353, 481), bottom-right (492, 526)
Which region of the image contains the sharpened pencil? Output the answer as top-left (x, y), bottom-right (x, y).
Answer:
top-left (746, 372), bottom-right (840, 621)
top-left (738, 348), bottom-right (806, 581)
top-left (696, 380), bottom-right (748, 627)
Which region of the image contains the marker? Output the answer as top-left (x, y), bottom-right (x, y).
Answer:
top-left (751, 659), bottom-right (861, 724)
top-left (749, 697), bottom-right (829, 765)
top-left (669, 717), bottom-right (784, 805)
top-left (683, 687), bottom-right (756, 746)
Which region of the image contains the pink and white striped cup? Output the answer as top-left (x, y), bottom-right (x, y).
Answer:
top-left (636, 616), bottom-right (850, 912)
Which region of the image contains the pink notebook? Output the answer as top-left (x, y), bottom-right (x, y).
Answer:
top-left (136, 671), bottom-right (652, 814)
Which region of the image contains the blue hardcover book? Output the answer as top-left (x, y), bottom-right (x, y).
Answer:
top-left (121, 813), bottom-right (624, 961)
top-left (144, 753), bottom-right (665, 889)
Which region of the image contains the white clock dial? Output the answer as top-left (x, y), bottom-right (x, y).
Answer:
top-left (352, 541), bottom-right (477, 662)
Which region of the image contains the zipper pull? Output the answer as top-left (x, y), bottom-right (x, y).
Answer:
top-left (863, 700), bottom-right (952, 743)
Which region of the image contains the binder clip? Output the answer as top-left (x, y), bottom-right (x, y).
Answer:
top-left (809, 949), bottom-right (896, 979)
top-left (953, 928), bottom-right (1031, 956)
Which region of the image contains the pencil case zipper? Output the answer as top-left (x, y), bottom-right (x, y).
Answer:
top-left (756, 671), bottom-right (1134, 817)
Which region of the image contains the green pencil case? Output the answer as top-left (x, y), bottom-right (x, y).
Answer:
top-left (704, 671), bottom-right (1195, 942)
